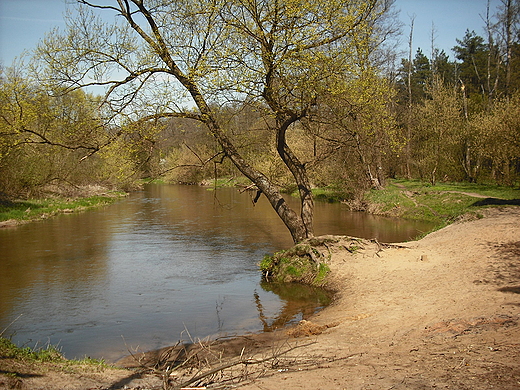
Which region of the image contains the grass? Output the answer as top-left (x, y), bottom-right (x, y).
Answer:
top-left (0, 337), bottom-right (64, 363)
top-left (0, 192), bottom-right (125, 224)
top-left (311, 186), bottom-right (351, 203)
top-left (314, 263), bottom-right (331, 285)
top-left (391, 179), bottom-right (519, 199)
top-left (364, 179), bottom-right (520, 227)
top-left (259, 243), bottom-right (332, 287)
top-left (0, 336), bottom-right (109, 368)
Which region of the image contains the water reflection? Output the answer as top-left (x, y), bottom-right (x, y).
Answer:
top-left (0, 212), bottom-right (111, 326)
top-left (255, 283), bottom-right (332, 332)
top-left (0, 185), bottom-right (433, 361)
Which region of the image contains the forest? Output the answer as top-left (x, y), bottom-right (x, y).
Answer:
top-left (0, 0), bottom-right (519, 240)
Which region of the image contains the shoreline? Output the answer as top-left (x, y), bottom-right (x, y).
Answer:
top-left (114, 206), bottom-right (520, 389)
top-left (0, 188), bottom-right (127, 228)
top-left (237, 206), bottom-right (520, 389)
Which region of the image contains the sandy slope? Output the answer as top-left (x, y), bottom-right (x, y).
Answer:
top-left (238, 206), bottom-right (520, 390)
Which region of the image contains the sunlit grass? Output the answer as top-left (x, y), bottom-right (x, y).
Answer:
top-left (0, 193), bottom-right (125, 223)
top-left (311, 186), bottom-right (350, 203)
top-left (391, 179), bottom-right (520, 199)
top-left (365, 179), bottom-right (520, 226)
top-left (0, 336), bottom-right (109, 368)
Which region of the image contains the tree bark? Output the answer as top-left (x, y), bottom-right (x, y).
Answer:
top-left (275, 115), bottom-right (315, 241)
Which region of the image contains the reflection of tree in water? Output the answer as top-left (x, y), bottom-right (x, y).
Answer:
top-left (254, 283), bottom-right (332, 332)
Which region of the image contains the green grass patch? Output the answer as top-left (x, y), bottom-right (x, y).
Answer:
top-left (311, 186), bottom-right (350, 203)
top-left (259, 241), bottom-right (333, 287)
top-left (0, 193), bottom-right (125, 223)
top-left (365, 184), bottom-right (416, 213)
top-left (0, 337), bottom-right (63, 363)
top-left (364, 179), bottom-right (520, 227)
top-left (391, 179), bottom-right (520, 199)
top-left (284, 185), bottom-right (350, 203)
top-left (0, 336), bottom-right (108, 367)
top-left (314, 263), bottom-right (330, 285)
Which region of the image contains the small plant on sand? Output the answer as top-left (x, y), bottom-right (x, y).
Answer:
top-left (0, 336), bottom-right (109, 370)
top-left (0, 337), bottom-right (63, 363)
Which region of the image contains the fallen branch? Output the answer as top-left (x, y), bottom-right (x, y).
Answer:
top-left (168, 341), bottom-right (316, 390)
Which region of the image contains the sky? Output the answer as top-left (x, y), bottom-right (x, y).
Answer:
top-left (396, 0), bottom-right (501, 59)
top-left (0, 0), bottom-right (503, 67)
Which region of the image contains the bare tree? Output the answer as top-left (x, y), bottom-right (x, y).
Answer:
top-left (406, 15), bottom-right (415, 179)
top-left (495, 0), bottom-right (520, 97)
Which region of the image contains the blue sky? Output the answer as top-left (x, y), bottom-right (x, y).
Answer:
top-left (397, 0), bottom-right (501, 59)
top-left (0, 0), bottom-right (502, 67)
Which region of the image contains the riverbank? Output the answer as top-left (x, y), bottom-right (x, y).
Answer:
top-left (220, 177), bottom-right (520, 227)
top-left (0, 185), bottom-right (126, 228)
top-left (2, 205), bottom-right (519, 389)
top-left (2, 179), bottom-right (518, 232)
top-left (236, 205), bottom-right (520, 389)
top-left (348, 179), bottom-right (520, 226)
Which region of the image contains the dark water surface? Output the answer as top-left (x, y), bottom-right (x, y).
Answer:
top-left (0, 185), bottom-right (433, 361)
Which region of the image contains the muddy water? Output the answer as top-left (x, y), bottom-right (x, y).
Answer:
top-left (0, 185), bottom-right (433, 361)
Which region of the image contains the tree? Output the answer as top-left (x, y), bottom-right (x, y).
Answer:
top-left (494, 0), bottom-right (520, 96)
top-left (403, 16), bottom-right (414, 179)
top-left (471, 92), bottom-right (520, 184)
top-left (0, 64), bottom-right (118, 197)
top-left (36, 0), bottom-right (392, 243)
top-left (411, 77), bottom-right (464, 185)
top-left (452, 30), bottom-right (492, 103)
top-left (431, 49), bottom-right (455, 84)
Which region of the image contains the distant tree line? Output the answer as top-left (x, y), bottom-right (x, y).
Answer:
top-left (394, 0), bottom-right (520, 186)
top-left (134, 0), bottom-right (520, 191)
top-left (1, 0), bottom-right (519, 205)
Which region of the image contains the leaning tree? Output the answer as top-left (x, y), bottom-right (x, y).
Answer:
top-left (36, 0), bottom-right (391, 243)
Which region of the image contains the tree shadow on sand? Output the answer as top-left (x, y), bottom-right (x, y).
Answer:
top-left (471, 198), bottom-right (520, 206)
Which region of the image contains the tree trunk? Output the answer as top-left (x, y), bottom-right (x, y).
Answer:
top-left (355, 133), bottom-right (382, 189)
top-left (200, 103), bottom-right (312, 244)
top-left (406, 17), bottom-right (415, 179)
top-left (88, 0), bottom-right (315, 244)
top-left (275, 115), bottom-right (315, 241)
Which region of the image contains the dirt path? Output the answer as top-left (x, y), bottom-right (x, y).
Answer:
top-left (442, 190), bottom-right (491, 198)
top-left (2, 207), bottom-right (519, 389)
top-left (392, 182), bottom-right (492, 199)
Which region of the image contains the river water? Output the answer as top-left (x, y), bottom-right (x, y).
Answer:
top-left (0, 185), bottom-right (433, 361)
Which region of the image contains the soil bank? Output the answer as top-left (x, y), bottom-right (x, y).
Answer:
top-left (238, 206), bottom-right (520, 390)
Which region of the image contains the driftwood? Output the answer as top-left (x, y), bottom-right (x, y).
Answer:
top-left (172, 341), bottom-right (315, 390)
top-left (123, 332), bottom-right (318, 390)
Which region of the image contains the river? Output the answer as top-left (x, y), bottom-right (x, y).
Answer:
top-left (0, 184), bottom-right (433, 361)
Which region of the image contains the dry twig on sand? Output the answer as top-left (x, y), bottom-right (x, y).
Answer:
top-left (124, 334), bottom-right (318, 390)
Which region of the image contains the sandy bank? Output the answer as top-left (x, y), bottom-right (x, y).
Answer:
top-left (237, 206), bottom-right (520, 389)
